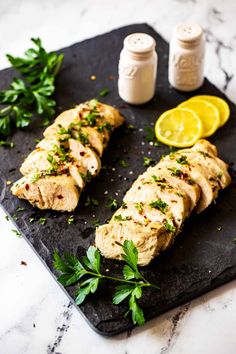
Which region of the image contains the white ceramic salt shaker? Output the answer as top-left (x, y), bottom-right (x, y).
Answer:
top-left (118, 33), bottom-right (158, 105)
top-left (168, 22), bottom-right (205, 92)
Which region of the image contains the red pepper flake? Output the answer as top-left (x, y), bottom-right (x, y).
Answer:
top-left (57, 195), bottom-right (63, 199)
top-left (25, 184), bottom-right (29, 190)
top-left (80, 151), bottom-right (85, 156)
top-left (21, 260), bottom-right (27, 266)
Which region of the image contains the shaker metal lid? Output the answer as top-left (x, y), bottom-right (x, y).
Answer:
top-left (124, 33), bottom-right (156, 53)
top-left (174, 22), bottom-right (203, 44)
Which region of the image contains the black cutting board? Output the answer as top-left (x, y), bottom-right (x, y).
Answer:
top-left (1, 24), bottom-right (236, 336)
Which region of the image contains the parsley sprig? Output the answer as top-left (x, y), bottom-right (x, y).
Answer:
top-left (53, 240), bottom-right (159, 326)
top-left (0, 38), bottom-right (63, 140)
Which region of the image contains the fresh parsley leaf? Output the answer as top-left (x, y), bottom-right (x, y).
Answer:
top-left (75, 277), bottom-right (100, 305)
top-left (0, 37), bottom-right (63, 142)
top-left (112, 284), bottom-right (133, 304)
top-left (53, 241), bottom-right (159, 327)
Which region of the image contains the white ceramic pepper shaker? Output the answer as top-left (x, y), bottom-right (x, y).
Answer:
top-left (168, 22), bottom-right (205, 92)
top-left (118, 33), bottom-right (158, 105)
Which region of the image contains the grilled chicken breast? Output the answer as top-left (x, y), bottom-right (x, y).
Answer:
top-left (95, 140), bottom-right (231, 266)
top-left (12, 100), bottom-right (124, 211)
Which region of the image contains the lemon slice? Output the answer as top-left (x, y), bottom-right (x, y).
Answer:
top-left (189, 95), bottom-right (230, 127)
top-left (155, 108), bottom-right (202, 148)
top-left (178, 99), bottom-right (220, 138)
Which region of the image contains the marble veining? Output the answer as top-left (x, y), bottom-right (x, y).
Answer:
top-left (1, 0), bottom-right (236, 353)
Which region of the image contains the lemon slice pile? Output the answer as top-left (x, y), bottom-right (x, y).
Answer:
top-left (155, 95), bottom-right (230, 148)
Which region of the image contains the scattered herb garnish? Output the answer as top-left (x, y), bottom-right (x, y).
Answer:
top-left (152, 175), bottom-right (166, 183)
top-left (169, 146), bottom-right (178, 153)
top-left (143, 157), bottom-right (155, 167)
top-left (127, 124), bottom-right (135, 131)
top-left (77, 131), bottom-right (89, 145)
top-left (114, 214), bottom-right (131, 222)
top-left (92, 218), bottom-right (100, 227)
top-left (67, 215), bottom-right (74, 225)
top-left (144, 126), bottom-right (159, 146)
top-left (29, 217), bottom-right (36, 223)
top-left (5, 215), bottom-right (9, 221)
top-left (120, 159), bottom-right (129, 168)
top-left (168, 167), bottom-right (183, 177)
top-left (16, 207), bottom-right (25, 212)
top-left (97, 122), bottom-right (112, 132)
top-left (85, 196), bottom-right (99, 207)
top-left (135, 203), bottom-right (144, 212)
top-left (149, 199), bottom-right (168, 213)
top-left (233, 238), bottom-right (236, 245)
top-left (79, 170), bottom-right (92, 184)
top-left (0, 38), bottom-right (63, 141)
top-left (39, 217), bottom-right (47, 225)
top-left (0, 140), bottom-right (14, 148)
top-left (31, 173), bottom-right (40, 183)
top-left (164, 221), bottom-right (176, 233)
top-left (99, 88), bottom-right (109, 97)
top-left (12, 229), bottom-right (21, 237)
top-left (176, 155), bottom-right (189, 165)
top-left (107, 197), bottom-right (119, 211)
top-left (144, 126), bottom-right (155, 142)
top-left (53, 240), bottom-right (159, 326)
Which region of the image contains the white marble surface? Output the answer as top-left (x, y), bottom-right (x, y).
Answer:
top-left (1, 0), bottom-right (236, 353)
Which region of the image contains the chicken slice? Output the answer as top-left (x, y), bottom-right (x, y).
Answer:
top-left (20, 147), bottom-right (87, 190)
top-left (158, 158), bottom-right (219, 213)
top-left (95, 220), bottom-right (170, 266)
top-left (124, 176), bottom-right (191, 225)
top-left (20, 149), bottom-right (52, 175)
top-left (144, 166), bottom-right (201, 212)
top-left (11, 174), bottom-right (80, 211)
top-left (44, 101), bottom-right (124, 156)
top-left (35, 137), bottom-right (101, 177)
top-left (68, 139), bottom-right (101, 176)
top-left (192, 139), bottom-right (218, 156)
top-left (173, 150), bottom-right (231, 189)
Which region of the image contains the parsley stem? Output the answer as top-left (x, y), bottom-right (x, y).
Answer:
top-left (84, 270), bottom-right (159, 289)
top-left (0, 105), bottom-right (12, 115)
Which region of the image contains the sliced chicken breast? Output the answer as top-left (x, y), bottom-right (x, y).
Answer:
top-left (95, 220), bottom-right (170, 266)
top-left (11, 174), bottom-right (80, 211)
top-left (158, 159), bottom-right (219, 213)
top-left (96, 139), bottom-right (231, 265)
top-left (124, 177), bottom-right (191, 225)
top-left (144, 166), bottom-right (201, 212)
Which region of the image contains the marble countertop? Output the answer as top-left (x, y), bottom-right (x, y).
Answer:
top-left (1, 0), bottom-right (236, 353)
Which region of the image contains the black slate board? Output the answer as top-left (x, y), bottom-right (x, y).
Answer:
top-left (1, 24), bottom-right (236, 336)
